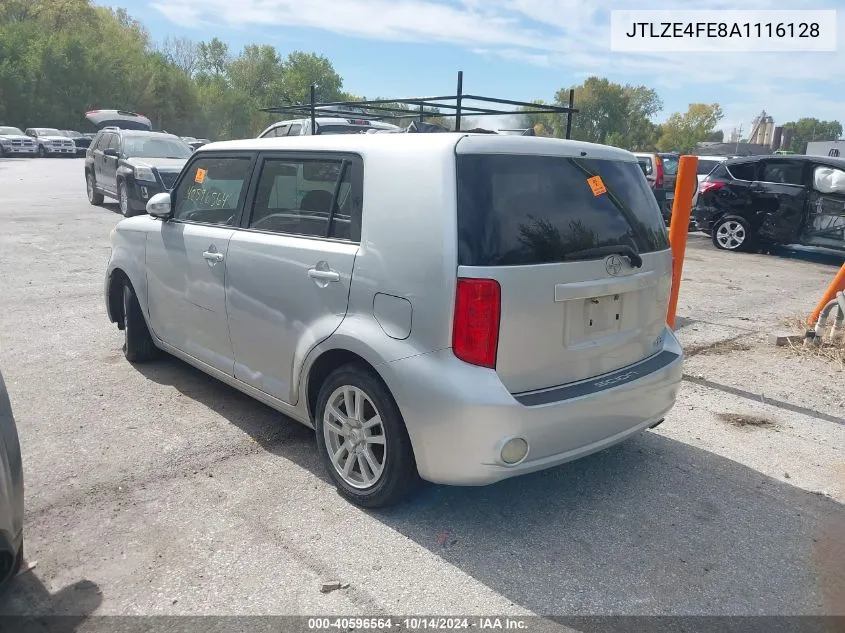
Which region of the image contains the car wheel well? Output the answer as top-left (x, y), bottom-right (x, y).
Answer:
top-left (306, 349), bottom-right (382, 424)
top-left (108, 269), bottom-right (131, 328)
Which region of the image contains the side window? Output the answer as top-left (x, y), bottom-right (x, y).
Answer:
top-left (760, 160), bottom-right (804, 186)
top-left (106, 134), bottom-right (119, 152)
top-left (726, 162), bottom-right (757, 181)
top-left (91, 133), bottom-right (106, 151)
top-left (248, 157), bottom-right (357, 240)
top-left (637, 158), bottom-right (653, 175)
top-left (287, 123), bottom-right (302, 136)
top-left (173, 156), bottom-right (252, 225)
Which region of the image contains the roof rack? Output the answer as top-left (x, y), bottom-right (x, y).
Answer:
top-left (261, 71), bottom-right (577, 139)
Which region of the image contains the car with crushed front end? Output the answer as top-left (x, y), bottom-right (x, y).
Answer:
top-left (104, 133), bottom-right (683, 508)
top-left (85, 128), bottom-right (193, 217)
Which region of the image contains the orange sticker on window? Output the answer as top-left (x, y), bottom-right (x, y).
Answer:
top-left (194, 168), bottom-right (207, 184)
top-left (587, 175), bottom-right (607, 196)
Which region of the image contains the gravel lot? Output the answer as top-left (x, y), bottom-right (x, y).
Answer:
top-left (0, 157), bottom-right (843, 618)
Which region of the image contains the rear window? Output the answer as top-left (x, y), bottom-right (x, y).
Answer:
top-left (726, 161), bottom-right (757, 181)
top-left (697, 159), bottom-right (721, 175)
top-left (317, 125), bottom-right (371, 135)
top-left (456, 154), bottom-right (669, 267)
top-left (661, 156), bottom-right (679, 175)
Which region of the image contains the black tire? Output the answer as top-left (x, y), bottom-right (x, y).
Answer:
top-left (711, 215), bottom-right (755, 252)
top-left (37, 145), bottom-right (46, 158)
top-left (315, 364), bottom-right (419, 508)
top-left (87, 171), bottom-right (104, 205)
top-left (0, 145), bottom-right (5, 158)
top-left (121, 282), bottom-right (159, 362)
top-left (118, 180), bottom-right (133, 217)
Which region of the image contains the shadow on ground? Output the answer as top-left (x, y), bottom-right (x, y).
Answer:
top-left (0, 567), bottom-right (102, 630)
top-left (136, 355), bottom-right (844, 615)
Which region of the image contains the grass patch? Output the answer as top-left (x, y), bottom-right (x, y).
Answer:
top-left (716, 412), bottom-right (776, 428)
top-left (782, 314), bottom-right (845, 370)
top-left (685, 337), bottom-right (752, 358)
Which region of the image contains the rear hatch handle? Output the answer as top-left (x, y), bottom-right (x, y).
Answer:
top-left (564, 245), bottom-right (643, 269)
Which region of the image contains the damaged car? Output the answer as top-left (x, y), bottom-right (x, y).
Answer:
top-left (694, 155), bottom-right (845, 253)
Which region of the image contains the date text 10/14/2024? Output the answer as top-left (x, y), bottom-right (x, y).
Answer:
top-left (307, 617), bottom-right (530, 630)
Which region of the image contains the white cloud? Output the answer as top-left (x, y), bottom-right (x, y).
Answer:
top-left (151, 0), bottom-right (845, 124)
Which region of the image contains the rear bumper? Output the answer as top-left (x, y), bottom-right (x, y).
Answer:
top-left (386, 328), bottom-right (684, 485)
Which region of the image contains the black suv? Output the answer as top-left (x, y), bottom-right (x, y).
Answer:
top-left (694, 154), bottom-right (845, 253)
top-left (85, 129), bottom-right (193, 217)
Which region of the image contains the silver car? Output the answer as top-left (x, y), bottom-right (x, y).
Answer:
top-left (104, 134), bottom-right (683, 507)
top-left (0, 368), bottom-right (24, 589)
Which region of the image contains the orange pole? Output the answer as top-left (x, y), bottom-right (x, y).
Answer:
top-left (666, 155), bottom-right (698, 329)
top-left (807, 263), bottom-right (845, 326)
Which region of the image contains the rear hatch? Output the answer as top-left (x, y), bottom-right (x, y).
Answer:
top-left (85, 109), bottom-right (152, 131)
top-left (455, 138), bottom-right (672, 394)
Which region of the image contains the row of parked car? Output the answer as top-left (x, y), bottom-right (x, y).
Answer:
top-left (0, 110), bottom-right (209, 160)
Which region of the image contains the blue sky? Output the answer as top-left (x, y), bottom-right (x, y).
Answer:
top-left (111, 0), bottom-right (845, 136)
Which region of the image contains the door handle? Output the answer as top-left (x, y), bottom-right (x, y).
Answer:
top-left (308, 268), bottom-right (340, 282)
top-left (203, 251), bottom-right (224, 263)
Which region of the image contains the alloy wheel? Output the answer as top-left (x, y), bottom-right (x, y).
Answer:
top-left (715, 220), bottom-right (746, 250)
top-left (322, 385), bottom-right (387, 489)
top-left (119, 185), bottom-right (129, 216)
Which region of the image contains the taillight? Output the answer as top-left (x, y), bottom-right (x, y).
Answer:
top-left (452, 278), bottom-right (501, 369)
top-left (654, 156), bottom-right (664, 189)
top-left (699, 181), bottom-right (726, 194)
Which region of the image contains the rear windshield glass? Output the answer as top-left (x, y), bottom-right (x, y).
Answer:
top-left (697, 159), bottom-right (721, 175)
top-left (456, 154), bottom-right (669, 266)
top-left (317, 125), bottom-right (372, 135)
top-left (661, 156), bottom-right (679, 174)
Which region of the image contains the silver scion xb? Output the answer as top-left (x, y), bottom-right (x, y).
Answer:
top-left (104, 133), bottom-right (683, 507)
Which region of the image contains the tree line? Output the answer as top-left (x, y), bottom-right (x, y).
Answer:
top-left (0, 0), bottom-right (840, 153)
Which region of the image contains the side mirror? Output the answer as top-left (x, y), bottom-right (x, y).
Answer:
top-left (103, 148), bottom-right (119, 158)
top-left (146, 192), bottom-right (172, 219)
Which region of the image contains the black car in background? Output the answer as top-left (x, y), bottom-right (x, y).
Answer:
top-left (694, 155), bottom-right (845, 253)
top-left (85, 128), bottom-right (193, 217)
top-left (0, 368), bottom-right (24, 593)
top-left (61, 130), bottom-right (92, 156)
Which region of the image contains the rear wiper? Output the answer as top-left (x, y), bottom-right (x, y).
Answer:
top-left (564, 245), bottom-right (643, 268)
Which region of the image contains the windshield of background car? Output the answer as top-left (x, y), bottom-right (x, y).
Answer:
top-left (36, 128), bottom-right (62, 136)
top-left (456, 154), bottom-right (669, 266)
top-left (122, 136), bottom-right (192, 159)
top-left (0, 127), bottom-right (24, 135)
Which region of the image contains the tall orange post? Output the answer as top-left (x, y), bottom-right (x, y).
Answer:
top-left (666, 155), bottom-right (699, 329)
top-left (807, 263), bottom-right (845, 327)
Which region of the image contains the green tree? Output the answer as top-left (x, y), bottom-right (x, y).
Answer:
top-left (197, 37), bottom-right (230, 77)
top-left (657, 103), bottom-right (724, 153)
top-left (782, 118), bottom-right (843, 153)
top-left (551, 77), bottom-right (662, 149)
top-left (276, 51), bottom-right (343, 105)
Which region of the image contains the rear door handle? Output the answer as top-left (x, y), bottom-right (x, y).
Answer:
top-left (308, 268), bottom-right (340, 282)
top-left (203, 251), bottom-right (224, 263)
